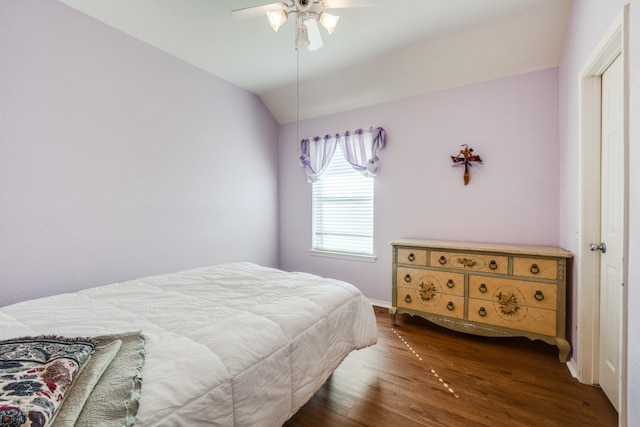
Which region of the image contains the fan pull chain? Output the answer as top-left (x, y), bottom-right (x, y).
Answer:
top-left (296, 36), bottom-right (300, 152)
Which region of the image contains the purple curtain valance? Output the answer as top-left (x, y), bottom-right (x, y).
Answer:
top-left (299, 127), bottom-right (386, 183)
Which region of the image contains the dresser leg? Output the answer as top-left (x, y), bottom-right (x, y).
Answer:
top-left (556, 338), bottom-right (571, 363)
top-left (389, 307), bottom-right (397, 325)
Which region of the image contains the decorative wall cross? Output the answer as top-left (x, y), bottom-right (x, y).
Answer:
top-left (451, 144), bottom-right (483, 185)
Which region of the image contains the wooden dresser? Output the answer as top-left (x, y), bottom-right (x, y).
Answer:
top-left (390, 239), bottom-right (573, 362)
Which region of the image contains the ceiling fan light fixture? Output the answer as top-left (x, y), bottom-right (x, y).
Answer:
top-left (318, 12), bottom-right (339, 34)
top-left (295, 23), bottom-right (310, 48)
top-left (266, 9), bottom-right (288, 32)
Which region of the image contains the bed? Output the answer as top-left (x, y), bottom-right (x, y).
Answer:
top-left (0, 262), bottom-right (378, 426)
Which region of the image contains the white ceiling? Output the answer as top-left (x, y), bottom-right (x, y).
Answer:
top-left (58, 0), bottom-right (571, 124)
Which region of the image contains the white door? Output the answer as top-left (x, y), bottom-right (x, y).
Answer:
top-left (597, 53), bottom-right (623, 412)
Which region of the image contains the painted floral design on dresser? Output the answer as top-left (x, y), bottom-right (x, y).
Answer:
top-left (418, 280), bottom-right (438, 302)
top-left (493, 286), bottom-right (527, 321)
top-left (455, 257), bottom-right (479, 268)
top-left (496, 291), bottom-right (521, 316)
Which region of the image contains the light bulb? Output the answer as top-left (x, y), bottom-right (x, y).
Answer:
top-left (318, 12), bottom-right (339, 34)
top-left (295, 23), bottom-right (310, 48)
top-left (267, 10), bottom-right (287, 32)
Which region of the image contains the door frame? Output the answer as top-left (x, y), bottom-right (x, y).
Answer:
top-left (576, 4), bottom-right (628, 422)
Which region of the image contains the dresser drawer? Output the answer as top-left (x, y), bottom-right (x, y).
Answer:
top-left (468, 275), bottom-right (557, 310)
top-left (397, 267), bottom-right (465, 297)
top-left (513, 257), bottom-right (558, 280)
top-left (468, 298), bottom-right (556, 336)
top-left (397, 248), bottom-right (427, 266)
top-left (397, 288), bottom-right (464, 319)
top-left (430, 251), bottom-right (508, 275)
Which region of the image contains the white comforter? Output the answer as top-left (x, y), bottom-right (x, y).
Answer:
top-left (0, 262), bottom-right (378, 426)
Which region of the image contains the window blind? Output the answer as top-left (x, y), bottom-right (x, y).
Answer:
top-left (312, 143), bottom-right (374, 255)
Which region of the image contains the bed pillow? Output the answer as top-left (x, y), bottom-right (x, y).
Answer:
top-left (0, 336), bottom-right (95, 427)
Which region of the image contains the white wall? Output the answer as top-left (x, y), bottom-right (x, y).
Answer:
top-left (279, 68), bottom-right (561, 304)
top-left (629, 0), bottom-right (640, 419)
top-left (0, 1), bottom-right (279, 306)
top-left (629, 0), bottom-right (640, 418)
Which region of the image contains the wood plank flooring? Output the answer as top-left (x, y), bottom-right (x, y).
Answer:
top-left (284, 306), bottom-right (617, 427)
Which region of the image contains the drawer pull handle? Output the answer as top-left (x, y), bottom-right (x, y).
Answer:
top-left (439, 256), bottom-right (447, 265)
top-left (535, 290), bottom-right (544, 301)
top-left (404, 274), bottom-right (412, 283)
top-left (447, 301), bottom-right (455, 311)
top-left (405, 294), bottom-right (412, 303)
top-left (530, 264), bottom-right (540, 274)
top-left (479, 283), bottom-right (487, 293)
top-left (489, 260), bottom-right (498, 270)
top-left (408, 253), bottom-right (415, 262)
top-left (447, 279), bottom-right (454, 288)
top-left (479, 307), bottom-right (487, 317)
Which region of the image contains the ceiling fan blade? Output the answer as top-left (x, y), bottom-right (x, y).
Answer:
top-left (321, 0), bottom-right (374, 9)
top-left (305, 18), bottom-right (324, 51)
top-left (231, 2), bottom-right (287, 19)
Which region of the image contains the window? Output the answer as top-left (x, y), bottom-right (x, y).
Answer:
top-left (299, 127), bottom-right (385, 260)
top-left (312, 142), bottom-right (374, 256)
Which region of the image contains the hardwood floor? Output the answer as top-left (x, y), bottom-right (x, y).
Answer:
top-left (285, 306), bottom-right (617, 427)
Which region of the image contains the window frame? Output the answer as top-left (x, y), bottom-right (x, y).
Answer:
top-left (309, 142), bottom-right (377, 262)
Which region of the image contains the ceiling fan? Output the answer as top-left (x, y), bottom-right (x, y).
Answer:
top-left (232, 0), bottom-right (373, 51)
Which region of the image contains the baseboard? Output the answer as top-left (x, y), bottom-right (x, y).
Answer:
top-left (370, 299), bottom-right (391, 309)
top-left (566, 356), bottom-right (579, 379)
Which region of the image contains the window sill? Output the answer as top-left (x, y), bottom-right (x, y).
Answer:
top-left (308, 249), bottom-right (377, 263)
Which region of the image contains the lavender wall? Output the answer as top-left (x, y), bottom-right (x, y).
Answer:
top-left (559, 0), bottom-right (639, 422)
top-left (279, 68), bottom-right (560, 304)
top-left (0, 1), bottom-right (279, 306)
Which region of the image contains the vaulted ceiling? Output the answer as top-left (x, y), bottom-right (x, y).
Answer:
top-left (58, 0), bottom-right (571, 123)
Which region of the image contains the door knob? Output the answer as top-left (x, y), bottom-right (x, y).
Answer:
top-left (589, 242), bottom-right (607, 253)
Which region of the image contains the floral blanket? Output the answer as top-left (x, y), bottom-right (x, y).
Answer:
top-left (0, 337), bottom-right (94, 427)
